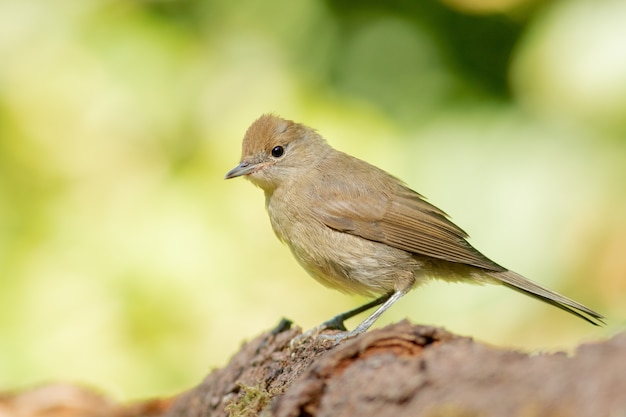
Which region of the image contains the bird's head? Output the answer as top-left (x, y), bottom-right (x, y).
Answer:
top-left (225, 114), bottom-right (330, 193)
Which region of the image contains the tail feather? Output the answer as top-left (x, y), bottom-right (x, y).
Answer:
top-left (491, 270), bottom-right (605, 326)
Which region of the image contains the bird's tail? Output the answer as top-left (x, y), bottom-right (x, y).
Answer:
top-left (489, 270), bottom-right (605, 326)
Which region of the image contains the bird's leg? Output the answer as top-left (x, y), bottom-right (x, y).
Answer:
top-left (318, 289), bottom-right (407, 344)
top-left (289, 293), bottom-right (392, 348)
top-left (319, 293), bottom-right (392, 331)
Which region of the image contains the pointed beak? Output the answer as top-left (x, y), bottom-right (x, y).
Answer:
top-left (224, 161), bottom-right (258, 179)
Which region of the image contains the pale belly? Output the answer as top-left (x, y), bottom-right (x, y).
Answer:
top-left (276, 217), bottom-right (423, 297)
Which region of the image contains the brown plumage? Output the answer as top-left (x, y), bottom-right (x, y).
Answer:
top-left (225, 114), bottom-right (604, 342)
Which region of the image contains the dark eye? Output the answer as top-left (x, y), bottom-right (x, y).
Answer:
top-left (271, 146), bottom-right (284, 158)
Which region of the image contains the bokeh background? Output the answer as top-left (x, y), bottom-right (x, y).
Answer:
top-left (1, 0), bottom-right (625, 401)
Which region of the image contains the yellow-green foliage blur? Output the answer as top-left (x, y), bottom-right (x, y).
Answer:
top-left (1, 0), bottom-right (624, 401)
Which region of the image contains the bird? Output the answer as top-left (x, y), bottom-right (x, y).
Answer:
top-left (225, 114), bottom-right (604, 343)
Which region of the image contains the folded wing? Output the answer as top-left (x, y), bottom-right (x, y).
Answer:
top-left (310, 174), bottom-right (505, 272)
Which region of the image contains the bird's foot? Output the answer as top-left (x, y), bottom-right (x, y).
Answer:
top-left (289, 317), bottom-right (348, 349)
top-left (317, 328), bottom-right (362, 345)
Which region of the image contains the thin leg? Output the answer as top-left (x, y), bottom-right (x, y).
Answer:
top-left (319, 289), bottom-right (407, 344)
top-left (289, 293), bottom-right (392, 348)
top-left (319, 293), bottom-right (392, 331)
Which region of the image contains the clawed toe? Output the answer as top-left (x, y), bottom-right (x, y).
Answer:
top-left (317, 331), bottom-right (356, 345)
top-left (289, 326), bottom-right (321, 349)
top-left (290, 326), bottom-right (361, 348)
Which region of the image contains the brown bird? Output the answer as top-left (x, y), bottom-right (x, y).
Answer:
top-left (225, 114), bottom-right (604, 343)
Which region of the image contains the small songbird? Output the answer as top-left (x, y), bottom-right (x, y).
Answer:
top-left (225, 114), bottom-right (604, 343)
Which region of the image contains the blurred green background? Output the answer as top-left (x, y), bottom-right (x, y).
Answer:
top-left (1, 0), bottom-right (625, 401)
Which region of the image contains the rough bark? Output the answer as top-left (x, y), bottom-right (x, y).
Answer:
top-left (2, 320), bottom-right (625, 417)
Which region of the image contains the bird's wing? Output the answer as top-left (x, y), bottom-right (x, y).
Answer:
top-left (309, 169), bottom-right (505, 272)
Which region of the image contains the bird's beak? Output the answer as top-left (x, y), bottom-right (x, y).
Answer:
top-left (224, 161), bottom-right (258, 179)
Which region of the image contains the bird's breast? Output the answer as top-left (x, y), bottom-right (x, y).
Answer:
top-left (266, 190), bottom-right (421, 296)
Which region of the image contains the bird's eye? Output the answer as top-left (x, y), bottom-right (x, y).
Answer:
top-left (271, 146), bottom-right (284, 158)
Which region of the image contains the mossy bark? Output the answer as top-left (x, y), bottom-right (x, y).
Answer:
top-left (2, 321), bottom-right (624, 417)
